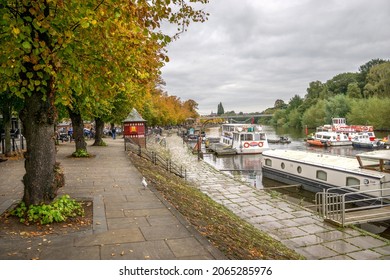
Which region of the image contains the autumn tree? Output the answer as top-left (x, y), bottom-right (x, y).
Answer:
top-left (0, 0), bottom-right (209, 206)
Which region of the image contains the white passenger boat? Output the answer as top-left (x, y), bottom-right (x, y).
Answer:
top-left (209, 123), bottom-right (269, 155)
top-left (306, 131), bottom-right (352, 147)
top-left (316, 117), bottom-right (376, 140)
top-left (261, 149), bottom-right (390, 198)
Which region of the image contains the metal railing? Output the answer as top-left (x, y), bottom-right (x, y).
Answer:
top-left (1, 135), bottom-right (25, 154)
top-left (125, 138), bottom-right (187, 180)
top-left (315, 184), bottom-right (390, 226)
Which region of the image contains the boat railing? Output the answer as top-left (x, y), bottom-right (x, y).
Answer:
top-left (315, 186), bottom-right (390, 227)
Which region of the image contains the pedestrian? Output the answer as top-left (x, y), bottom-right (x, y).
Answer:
top-left (68, 128), bottom-right (73, 142)
top-left (111, 127), bottom-right (116, 139)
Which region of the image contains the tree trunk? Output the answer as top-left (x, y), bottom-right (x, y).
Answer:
top-left (68, 107), bottom-right (87, 154)
top-left (19, 92), bottom-right (63, 206)
top-left (1, 102), bottom-right (12, 157)
top-left (93, 117), bottom-right (105, 146)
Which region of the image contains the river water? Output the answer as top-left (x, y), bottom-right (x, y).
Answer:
top-left (201, 125), bottom-right (390, 239)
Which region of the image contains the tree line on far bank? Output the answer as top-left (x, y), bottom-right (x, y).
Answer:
top-left (263, 59), bottom-right (390, 130)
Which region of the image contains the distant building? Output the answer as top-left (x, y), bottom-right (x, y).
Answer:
top-left (122, 109), bottom-right (147, 148)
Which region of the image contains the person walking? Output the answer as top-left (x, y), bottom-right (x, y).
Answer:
top-left (111, 127), bottom-right (116, 139)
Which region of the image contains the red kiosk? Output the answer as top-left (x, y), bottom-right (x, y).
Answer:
top-left (122, 108), bottom-right (147, 148)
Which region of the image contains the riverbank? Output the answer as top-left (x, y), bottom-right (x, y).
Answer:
top-left (133, 131), bottom-right (390, 260)
top-left (128, 150), bottom-right (304, 260)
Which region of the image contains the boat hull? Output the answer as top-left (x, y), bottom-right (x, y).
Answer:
top-left (261, 150), bottom-right (390, 199)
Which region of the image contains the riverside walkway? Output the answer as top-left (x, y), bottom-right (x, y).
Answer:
top-left (0, 138), bottom-right (224, 260)
top-left (153, 133), bottom-right (390, 260)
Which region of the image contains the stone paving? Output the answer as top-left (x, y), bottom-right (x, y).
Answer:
top-left (2, 134), bottom-right (390, 260)
top-left (154, 133), bottom-right (390, 260)
top-left (0, 138), bottom-right (225, 260)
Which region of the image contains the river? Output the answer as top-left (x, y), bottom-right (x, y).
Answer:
top-left (200, 125), bottom-right (390, 239)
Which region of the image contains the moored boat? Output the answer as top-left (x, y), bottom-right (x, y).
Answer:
top-left (316, 117), bottom-right (376, 140)
top-left (261, 149), bottom-right (390, 199)
top-left (208, 123), bottom-right (269, 155)
top-left (306, 131), bottom-right (352, 147)
top-left (352, 133), bottom-right (384, 149)
top-left (268, 136), bottom-right (291, 144)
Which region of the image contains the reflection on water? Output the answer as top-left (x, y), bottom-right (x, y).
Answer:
top-left (202, 125), bottom-right (390, 240)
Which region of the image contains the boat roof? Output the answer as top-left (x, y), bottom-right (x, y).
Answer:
top-left (356, 150), bottom-right (390, 161)
top-left (262, 149), bottom-right (387, 177)
top-left (263, 149), bottom-right (358, 168)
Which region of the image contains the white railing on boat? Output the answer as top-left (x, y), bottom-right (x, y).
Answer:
top-left (315, 185), bottom-right (390, 227)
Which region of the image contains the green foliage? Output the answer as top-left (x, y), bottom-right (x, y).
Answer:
top-left (325, 72), bottom-right (360, 96)
top-left (347, 98), bottom-right (390, 129)
top-left (217, 102), bottom-right (225, 115)
top-left (346, 82), bottom-right (362, 98)
top-left (324, 95), bottom-right (351, 121)
top-left (363, 62), bottom-right (390, 98)
top-left (269, 58), bottom-right (390, 130)
top-left (11, 195), bottom-right (84, 225)
top-left (72, 149), bottom-right (90, 158)
top-left (301, 100), bottom-right (327, 128)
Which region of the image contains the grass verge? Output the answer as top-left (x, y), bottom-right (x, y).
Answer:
top-left (128, 152), bottom-right (305, 260)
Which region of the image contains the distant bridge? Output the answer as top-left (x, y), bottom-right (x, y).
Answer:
top-left (199, 114), bottom-right (273, 120)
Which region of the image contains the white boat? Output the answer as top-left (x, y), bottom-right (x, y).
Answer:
top-left (209, 123), bottom-right (269, 155)
top-left (306, 131), bottom-right (352, 147)
top-left (316, 117), bottom-right (376, 140)
top-left (261, 149), bottom-right (390, 198)
top-left (352, 133), bottom-right (384, 149)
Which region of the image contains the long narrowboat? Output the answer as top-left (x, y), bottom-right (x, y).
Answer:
top-left (261, 149), bottom-right (390, 198)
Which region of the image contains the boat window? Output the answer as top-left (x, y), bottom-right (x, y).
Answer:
top-left (254, 134), bottom-right (260, 141)
top-left (281, 162), bottom-right (285, 169)
top-left (316, 170), bottom-right (327, 181)
top-left (297, 166), bottom-right (302, 174)
top-left (260, 133), bottom-right (266, 140)
top-left (265, 159), bottom-right (272, 166)
top-left (246, 134), bottom-right (253, 141)
top-left (346, 177), bottom-right (360, 188)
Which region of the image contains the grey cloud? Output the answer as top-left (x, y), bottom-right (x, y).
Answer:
top-left (161, 0), bottom-right (390, 114)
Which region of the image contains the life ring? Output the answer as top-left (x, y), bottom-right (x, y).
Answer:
top-left (258, 142), bottom-right (263, 147)
top-left (363, 126), bottom-right (368, 131)
top-left (244, 142), bottom-right (250, 148)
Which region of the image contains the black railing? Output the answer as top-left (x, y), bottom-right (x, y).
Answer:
top-left (1, 135), bottom-right (25, 154)
top-left (125, 139), bottom-right (187, 180)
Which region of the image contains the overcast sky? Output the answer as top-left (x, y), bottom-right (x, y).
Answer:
top-left (160, 0), bottom-right (390, 115)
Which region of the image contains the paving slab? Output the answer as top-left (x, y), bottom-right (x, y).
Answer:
top-left (0, 138), bottom-right (225, 260)
top-left (159, 134), bottom-right (390, 260)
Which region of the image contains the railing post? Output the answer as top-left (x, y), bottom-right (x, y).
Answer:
top-left (21, 136), bottom-right (25, 150)
top-left (322, 189), bottom-right (326, 219)
top-left (341, 195), bottom-right (346, 227)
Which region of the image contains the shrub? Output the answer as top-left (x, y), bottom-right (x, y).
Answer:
top-left (11, 195), bottom-right (84, 225)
